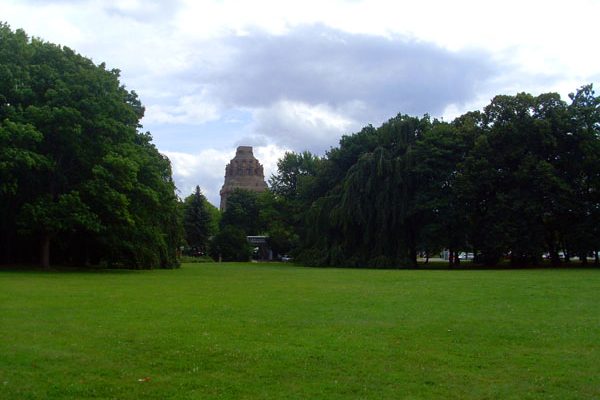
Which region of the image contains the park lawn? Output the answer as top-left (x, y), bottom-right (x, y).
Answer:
top-left (0, 264), bottom-right (598, 399)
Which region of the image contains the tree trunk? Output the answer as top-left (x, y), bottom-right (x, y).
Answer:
top-left (41, 234), bottom-right (51, 270)
top-left (0, 232), bottom-right (11, 264)
top-left (594, 251), bottom-right (599, 265)
top-left (549, 249), bottom-right (561, 267)
top-left (84, 240), bottom-right (91, 267)
top-left (408, 246), bottom-right (418, 268)
top-left (406, 223), bottom-right (418, 268)
top-left (448, 248), bottom-right (454, 268)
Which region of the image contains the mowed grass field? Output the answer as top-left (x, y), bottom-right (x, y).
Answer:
top-left (1, 263), bottom-right (599, 399)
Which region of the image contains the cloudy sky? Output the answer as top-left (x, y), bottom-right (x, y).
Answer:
top-left (3, 0), bottom-right (599, 206)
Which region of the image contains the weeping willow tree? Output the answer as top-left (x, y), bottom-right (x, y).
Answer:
top-left (299, 114), bottom-right (431, 268)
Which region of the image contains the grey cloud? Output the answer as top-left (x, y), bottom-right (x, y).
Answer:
top-left (234, 135), bottom-right (269, 148)
top-left (174, 25), bottom-right (502, 153)
top-left (250, 102), bottom-right (359, 154)
top-left (104, 1), bottom-right (183, 23)
top-left (21, 0), bottom-right (184, 23)
top-left (20, 0), bottom-right (90, 3)
top-left (201, 25), bottom-right (497, 118)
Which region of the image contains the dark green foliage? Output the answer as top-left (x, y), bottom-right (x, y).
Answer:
top-left (182, 186), bottom-right (213, 255)
top-left (219, 189), bottom-right (262, 235)
top-left (413, 121), bottom-right (469, 266)
top-left (257, 190), bottom-right (298, 258)
top-left (179, 255), bottom-right (215, 263)
top-left (0, 23), bottom-right (182, 268)
top-left (297, 115), bottom-right (430, 267)
top-left (267, 151), bottom-right (322, 258)
top-left (217, 186), bottom-right (306, 260)
top-left (269, 151), bottom-right (321, 201)
top-left (215, 189), bottom-right (261, 261)
top-left (205, 199), bottom-right (221, 237)
top-left (209, 225), bottom-right (251, 262)
top-left (293, 86), bottom-right (600, 268)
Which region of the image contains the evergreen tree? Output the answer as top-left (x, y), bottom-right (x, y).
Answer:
top-left (182, 186), bottom-right (212, 255)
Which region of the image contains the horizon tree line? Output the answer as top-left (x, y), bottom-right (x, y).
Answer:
top-left (270, 86), bottom-right (600, 268)
top-left (2, 23), bottom-right (599, 269)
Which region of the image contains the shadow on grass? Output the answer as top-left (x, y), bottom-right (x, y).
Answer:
top-left (0, 264), bottom-right (150, 274)
top-left (289, 260), bottom-right (600, 271)
top-left (3, 261), bottom-right (598, 273)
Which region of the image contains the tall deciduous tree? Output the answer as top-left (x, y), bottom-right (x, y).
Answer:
top-left (414, 119), bottom-right (471, 266)
top-left (269, 151), bottom-right (321, 201)
top-left (219, 189), bottom-right (262, 235)
top-left (267, 150), bottom-right (321, 257)
top-left (0, 23), bottom-right (181, 268)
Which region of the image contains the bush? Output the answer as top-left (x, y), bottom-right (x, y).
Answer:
top-left (179, 255), bottom-right (215, 264)
top-left (209, 226), bottom-right (251, 262)
top-left (367, 256), bottom-right (395, 269)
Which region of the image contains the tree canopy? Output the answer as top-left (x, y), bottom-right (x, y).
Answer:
top-left (270, 85), bottom-right (600, 268)
top-left (0, 23), bottom-right (182, 269)
top-left (5, 25), bottom-right (598, 270)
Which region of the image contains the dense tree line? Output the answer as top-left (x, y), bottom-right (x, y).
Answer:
top-left (4, 25), bottom-right (598, 270)
top-left (0, 24), bottom-right (181, 268)
top-left (208, 188), bottom-right (300, 261)
top-left (270, 86), bottom-right (600, 268)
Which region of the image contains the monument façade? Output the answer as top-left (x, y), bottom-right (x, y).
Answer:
top-left (219, 146), bottom-right (268, 211)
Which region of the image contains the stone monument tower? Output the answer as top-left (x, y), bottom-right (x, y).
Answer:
top-left (220, 146), bottom-right (268, 211)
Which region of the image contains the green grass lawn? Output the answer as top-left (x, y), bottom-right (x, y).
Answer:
top-left (1, 263), bottom-right (599, 399)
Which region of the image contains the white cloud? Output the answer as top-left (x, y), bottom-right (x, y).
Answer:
top-left (169, 0), bottom-right (600, 81)
top-left (8, 0), bottom-right (600, 89)
top-left (163, 149), bottom-right (232, 205)
top-left (254, 143), bottom-right (289, 182)
top-left (4, 0), bottom-right (600, 194)
top-left (144, 92), bottom-right (221, 124)
top-left (252, 100), bottom-right (358, 153)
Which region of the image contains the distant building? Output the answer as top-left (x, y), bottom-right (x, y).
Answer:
top-left (219, 146), bottom-right (268, 211)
